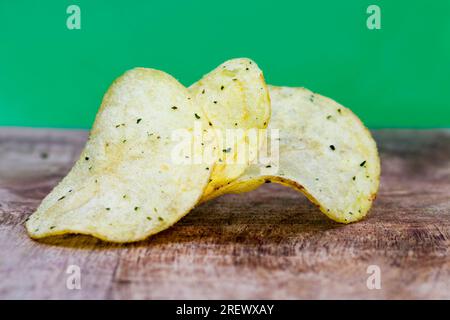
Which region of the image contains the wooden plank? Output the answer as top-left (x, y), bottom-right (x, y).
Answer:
top-left (0, 127), bottom-right (449, 299)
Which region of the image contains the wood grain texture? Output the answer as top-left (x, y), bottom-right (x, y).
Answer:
top-left (0, 127), bottom-right (449, 299)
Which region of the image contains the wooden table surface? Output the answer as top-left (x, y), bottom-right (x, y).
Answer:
top-left (0, 127), bottom-right (449, 299)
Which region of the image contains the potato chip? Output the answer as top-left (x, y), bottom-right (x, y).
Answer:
top-left (202, 86), bottom-right (380, 223)
top-left (26, 68), bottom-right (215, 242)
top-left (189, 58), bottom-right (271, 200)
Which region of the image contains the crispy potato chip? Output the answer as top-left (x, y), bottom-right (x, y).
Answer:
top-left (26, 68), bottom-right (215, 242)
top-left (202, 86), bottom-right (380, 223)
top-left (189, 58), bottom-right (271, 199)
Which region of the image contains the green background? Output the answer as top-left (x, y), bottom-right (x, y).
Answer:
top-left (0, 0), bottom-right (449, 129)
